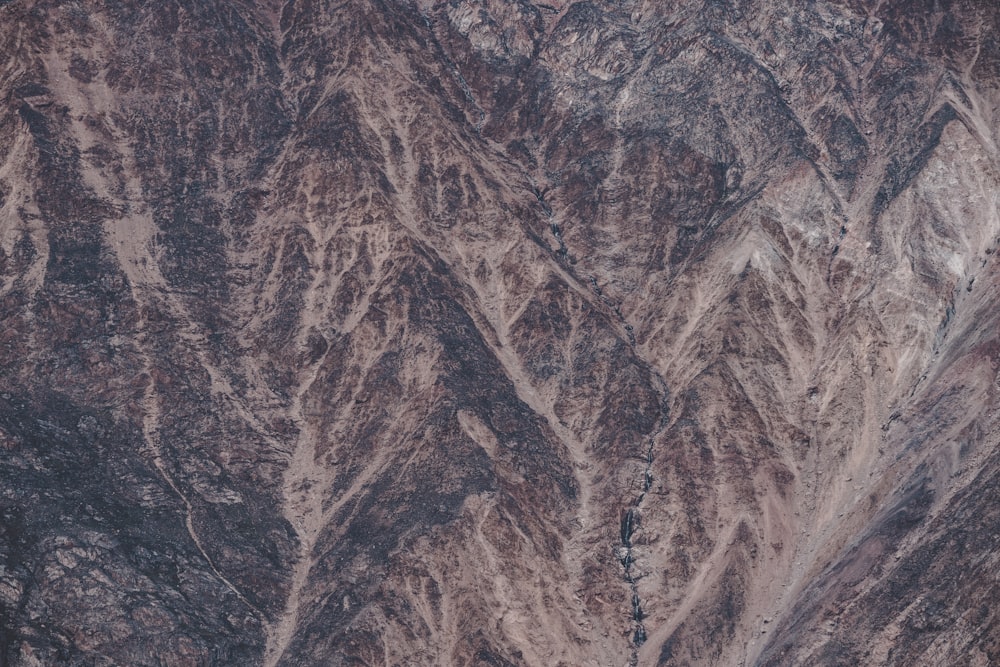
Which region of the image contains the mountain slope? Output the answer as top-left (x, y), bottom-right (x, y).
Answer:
top-left (1, 0), bottom-right (999, 665)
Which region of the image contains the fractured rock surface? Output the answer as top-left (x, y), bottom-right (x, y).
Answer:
top-left (1, 0), bottom-right (999, 665)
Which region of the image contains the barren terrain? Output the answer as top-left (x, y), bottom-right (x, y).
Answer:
top-left (1, 0), bottom-right (1000, 665)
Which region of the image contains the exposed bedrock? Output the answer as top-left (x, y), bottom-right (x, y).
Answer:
top-left (1, 0), bottom-right (999, 665)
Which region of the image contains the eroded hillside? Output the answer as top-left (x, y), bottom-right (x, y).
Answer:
top-left (1, 0), bottom-right (999, 665)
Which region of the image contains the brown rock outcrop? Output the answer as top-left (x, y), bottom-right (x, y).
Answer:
top-left (1, 0), bottom-right (998, 665)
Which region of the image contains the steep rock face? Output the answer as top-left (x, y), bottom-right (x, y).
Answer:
top-left (1, 0), bottom-right (998, 665)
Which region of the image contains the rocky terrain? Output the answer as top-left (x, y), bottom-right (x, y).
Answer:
top-left (1, 0), bottom-right (999, 664)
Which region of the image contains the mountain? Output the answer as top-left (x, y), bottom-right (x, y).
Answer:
top-left (1, 0), bottom-right (999, 664)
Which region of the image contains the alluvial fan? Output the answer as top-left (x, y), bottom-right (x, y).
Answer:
top-left (1, 0), bottom-right (999, 665)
